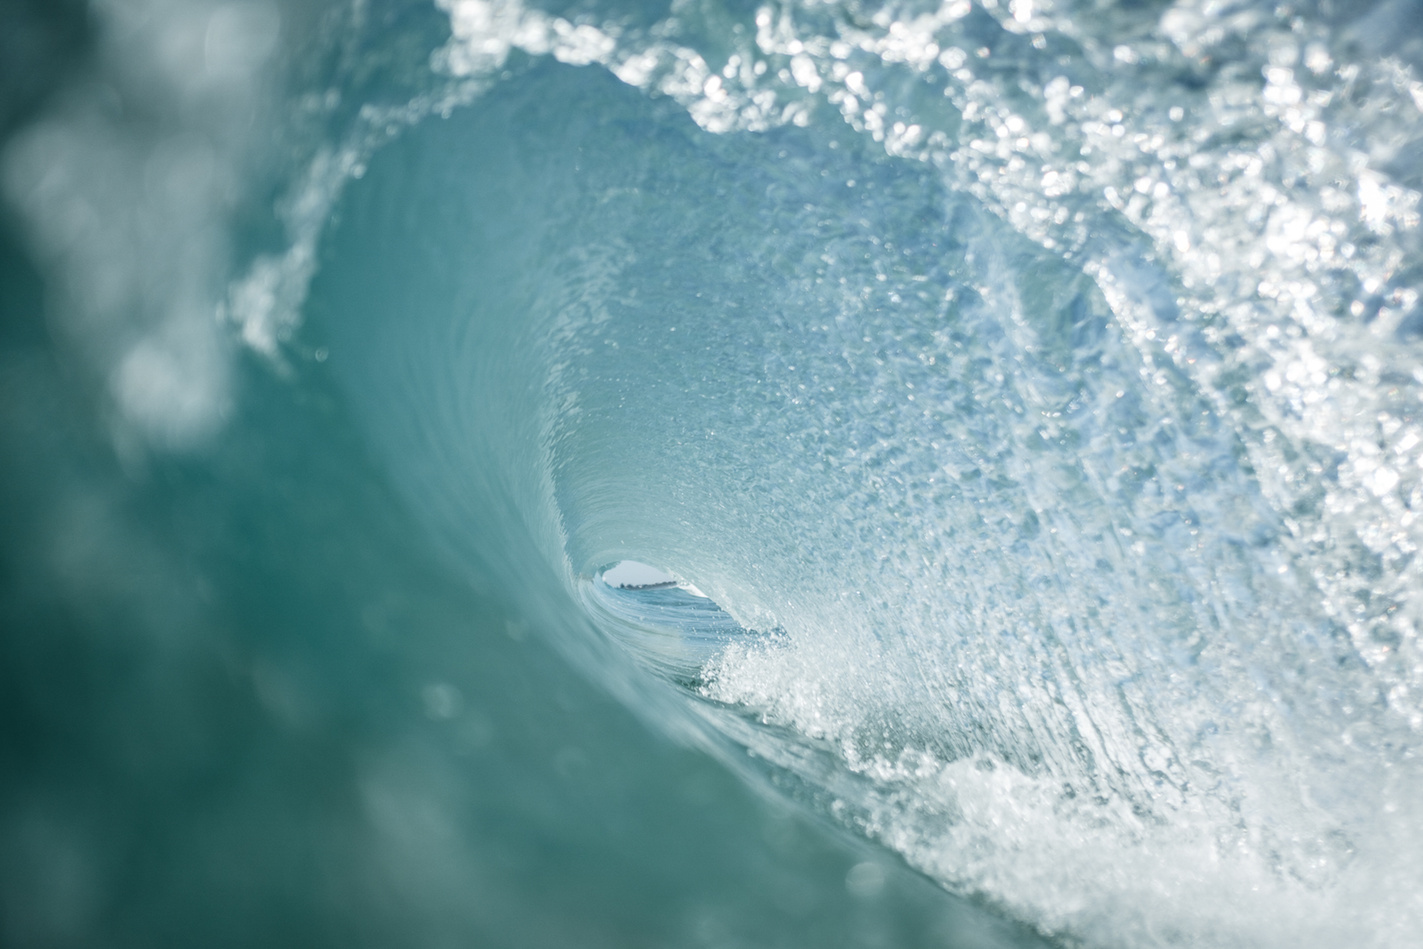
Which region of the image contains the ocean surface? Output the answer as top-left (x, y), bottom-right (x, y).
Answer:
top-left (3, 0), bottom-right (1423, 946)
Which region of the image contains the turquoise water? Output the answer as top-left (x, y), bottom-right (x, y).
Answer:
top-left (4, 0), bottom-right (1423, 946)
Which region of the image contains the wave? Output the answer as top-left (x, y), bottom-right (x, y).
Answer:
top-left (5, 0), bottom-right (1423, 946)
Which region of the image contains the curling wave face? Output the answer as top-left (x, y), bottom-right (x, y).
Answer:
top-left (7, 0), bottom-right (1423, 947)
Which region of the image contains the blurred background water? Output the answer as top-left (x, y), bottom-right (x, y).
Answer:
top-left (3, 1), bottom-right (1423, 946)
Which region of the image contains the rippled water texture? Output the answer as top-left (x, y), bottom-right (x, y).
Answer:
top-left (4, 1), bottom-right (1423, 947)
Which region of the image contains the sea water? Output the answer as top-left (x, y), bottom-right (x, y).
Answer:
top-left (3, 0), bottom-right (1422, 946)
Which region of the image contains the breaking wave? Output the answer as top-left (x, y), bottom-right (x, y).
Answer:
top-left (6, 0), bottom-right (1423, 946)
